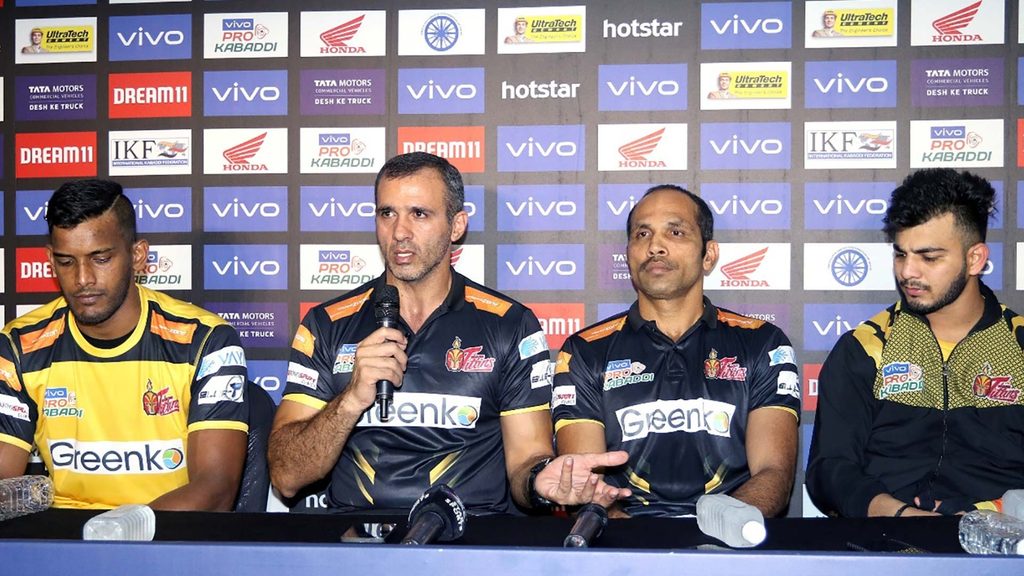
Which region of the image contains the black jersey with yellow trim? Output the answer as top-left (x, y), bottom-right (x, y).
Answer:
top-left (552, 299), bottom-right (799, 517)
top-left (283, 271), bottom-right (551, 514)
top-left (0, 285), bottom-right (249, 509)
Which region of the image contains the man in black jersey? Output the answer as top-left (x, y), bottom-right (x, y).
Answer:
top-left (553, 185), bottom-right (800, 517)
top-left (269, 152), bottom-right (628, 513)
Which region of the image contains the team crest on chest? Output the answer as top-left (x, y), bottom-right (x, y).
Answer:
top-left (142, 379), bottom-right (181, 416)
top-left (703, 349), bottom-right (747, 381)
top-left (972, 363), bottom-right (1020, 404)
top-left (444, 337), bottom-right (496, 373)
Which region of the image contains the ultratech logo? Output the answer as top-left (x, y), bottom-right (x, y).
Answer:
top-left (48, 439), bottom-right (185, 475)
top-left (618, 128), bottom-right (666, 168)
top-left (603, 18), bottom-right (681, 38)
top-left (615, 399), bottom-right (736, 441)
top-left (356, 392), bottom-right (483, 429)
top-left (16, 132), bottom-right (97, 179)
top-left (397, 126), bottom-right (484, 173)
top-left (109, 72), bottom-right (191, 119)
top-left (319, 15), bottom-right (366, 54)
top-left (720, 247), bottom-right (769, 287)
top-left (932, 0), bottom-right (983, 43)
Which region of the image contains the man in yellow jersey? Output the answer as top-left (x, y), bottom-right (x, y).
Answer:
top-left (0, 179), bottom-right (249, 510)
top-left (808, 169), bottom-right (1024, 517)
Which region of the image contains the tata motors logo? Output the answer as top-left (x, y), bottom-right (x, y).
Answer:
top-left (701, 2), bottom-right (791, 50)
top-left (498, 125), bottom-right (584, 172)
top-left (204, 186), bottom-right (288, 233)
top-left (598, 124), bottom-right (686, 171)
top-left (109, 14), bottom-right (191, 61)
top-left (398, 68), bottom-right (484, 114)
top-left (497, 244), bottom-right (584, 291)
top-left (804, 121), bottom-right (897, 169)
top-left (204, 70), bottom-right (287, 117)
top-left (109, 129), bottom-right (190, 176)
top-left (206, 302), bottom-right (289, 349)
top-left (15, 75), bottom-right (96, 121)
top-left (299, 245), bottom-right (381, 291)
top-left (598, 63), bottom-right (686, 112)
top-left (15, 17), bottom-right (97, 64)
top-left (300, 127), bottom-right (385, 174)
top-left (398, 9), bottom-right (485, 55)
top-left (702, 183), bottom-right (790, 230)
top-left (397, 126), bottom-right (484, 173)
top-left (204, 245), bottom-right (288, 290)
top-left (706, 243), bottom-right (791, 291)
top-left (700, 122), bottom-right (790, 170)
top-left (300, 11), bottom-right (385, 57)
top-left (910, 119), bottom-right (1002, 168)
top-left (912, 58), bottom-right (1003, 108)
top-left (803, 243), bottom-right (895, 291)
top-left (497, 185), bottom-right (584, 231)
top-left (805, 60), bottom-right (897, 108)
top-left (136, 245), bottom-right (191, 290)
top-left (48, 439), bottom-right (185, 475)
top-left (109, 72), bottom-right (191, 119)
top-left (204, 12), bottom-right (288, 58)
top-left (300, 69), bottom-right (385, 116)
top-left (16, 132), bottom-right (96, 179)
top-left (911, 0), bottom-right (1003, 46)
top-left (204, 128), bottom-right (287, 174)
top-left (356, 392), bottom-right (483, 429)
top-left (616, 399), bottom-right (736, 441)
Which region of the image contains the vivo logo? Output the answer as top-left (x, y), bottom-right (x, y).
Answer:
top-left (605, 196), bottom-right (639, 216)
top-left (117, 28), bottom-right (185, 47)
top-left (23, 203), bottom-right (47, 222)
top-left (931, 126), bottom-right (965, 138)
top-left (255, 376), bottom-right (281, 392)
top-left (223, 19), bottom-right (254, 31)
top-left (506, 258), bottom-right (577, 276)
top-left (814, 74), bottom-right (889, 94)
top-left (813, 196), bottom-right (888, 215)
top-left (505, 139), bottom-right (577, 158)
top-left (212, 200), bottom-right (281, 218)
top-left (308, 200), bottom-right (375, 218)
top-left (505, 198), bottom-right (577, 217)
top-left (709, 16), bottom-right (784, 35)
top-left (135, 199), bottom-right (185, 219)
top-left (709, 136), bottom-right (783, 155)
top-left (606, 78), bottom-right (680, 97)
top-left (812, 316), bottom-right (855, 336)
top-left (406, 81), bottom-right (477, 100)
top-left (708, 197), bottom-right (783, 215)
top-left (211, 258), bottom-right (281, 277)
top-left (212, 84), bottom-right (280, 102)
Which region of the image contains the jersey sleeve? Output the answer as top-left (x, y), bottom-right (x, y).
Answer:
top-left (551, 334), bottom-right (605, 431)
top-left (0, 335), bottom-right (38, 452)
top-left (187, 324), bottom-right (249, 433)
top-left (497, 307), bottom-right (551, 415)
top-left (746, 325), bottom-right (801, 419)
top-left (282, 307), bottom-right (342, 411)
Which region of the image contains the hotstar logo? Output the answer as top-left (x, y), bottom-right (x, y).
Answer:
top-left (720, 247), bottom-right (769, 287)
top-left (320, 15), bottom-right (367, 53)
top-left (617, 128), bottom-right (667, 168)
top-left (223, 132), bottom-right (268, 171)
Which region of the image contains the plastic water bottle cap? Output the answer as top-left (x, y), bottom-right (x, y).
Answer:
top-left (741, 520), bottom-right (766, 545)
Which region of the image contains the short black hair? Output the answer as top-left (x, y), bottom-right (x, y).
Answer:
top-left (374, 152), bottom-right (464, 222)
top-left (883, 168), bottom-right (996, 245)
top-left (46, 179), bottom-right (136, 244)
top-left (626, 184), bottom-right (715, 255)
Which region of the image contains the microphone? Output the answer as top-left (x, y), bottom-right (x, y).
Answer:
top-left (374, 284), bottom-right (400, 422)
top-left (563, 503), bottom-right (608, 548)
top-left (0, 475), bottom-right (54, 522)
top-left (401, 484), bottom-right (467, 545)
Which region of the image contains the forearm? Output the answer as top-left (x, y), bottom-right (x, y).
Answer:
top-left (149, 479), bottom-right (237, 512)
top-left (508, 453), bottom-right (554, 509)
top-left (268, 392), bottom-right (364, 497)
top-left (730, 466), bottom-right (793, 518)
top-left (805, 457), bottom-right (888, 517)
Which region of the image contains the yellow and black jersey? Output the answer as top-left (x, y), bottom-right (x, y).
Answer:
top-left (283, 272), bottom-right (551, 514)
top-left (0, 285), bottom-right (249, 509)
top-left (553, 299), bottom-right (800, 517)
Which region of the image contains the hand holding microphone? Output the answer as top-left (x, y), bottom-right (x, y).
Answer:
top-left (373, 285), bottom-right (401, 421)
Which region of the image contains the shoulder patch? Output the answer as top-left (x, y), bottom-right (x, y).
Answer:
top-left (150, 311), bottom-right (197, 345)
top-left (21, 316), bottom-right (66, 354)
top-left (465, 286), bottom-right (512, 317)
top-left (0, 357), bottom-right (21, 393)
top-left (326, 290), bottom-right (372, 322)
top-left (292, 324), bottom-right (315, 358)
top-left (555, 351), bottom-right (571, 375)
top-left (717, 310), bottom-right (765, 329)
top-left (579, 317), bottom-right (626, 343)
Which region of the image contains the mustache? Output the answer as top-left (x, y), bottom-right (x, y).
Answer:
top-left (641, 256), bottom-right (675, 271)
top-left (899, 280), bottom-right (928, 291)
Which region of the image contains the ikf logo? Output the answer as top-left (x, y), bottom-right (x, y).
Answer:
top-left (398, 68), bottom-right (484, 114)
top-left (109, 72), bottom-right (191, 119)
top-left (136, 245), bottom-right (191, 291)
top-left (598, 63), bottom-right (686, 111)
top-left (597, 184), bottom-right (646, 231)
top-left (16, 132), bottom-right (96, 179)
top-left (912, 58), bottom-right (1003, 108)
top-left (597, 124), bottom-right (687, 171)
top-left (398, 9), bottom-right (486, 55)
top-left (701, 2), bottom-right (792, 49)
top-left (804, 121), bottom-right (897, 169)
top-left (910, 0), bottom-right (1003, 46)
top-left (109, 14), bottom-right (191, 61)
top-left (124, 188), bottom-right (191, 233)
top-left (497, 244), bottom-right (585, 291)
top-left (109, 129), bottom-right (191, 176)
top-left (700, 122), bottom-right (790, 170)
top-left (15, 75), bottom-right (96, 121)
top-left (497, 125), bottom-right (585, 172)
top-left (803, 303), bottom-right (879, 351)
top-left (204, 245), bottom-right (288, 290)
top-left (804, 60), bottom-right (897, 108)
top-left (299, 245), bottom-right (382, 291)
top-left (300, 127), bottom-right (385, 174)
top-left (705, 243), bottom-right (791, 291)
top-left (15, 190), bottom-right (52, 236)
top-left (910, 119), bottom-right (1002, 168)
top-left (16, 247), bottom-right (58, 293)
top-left (204, 187), bottom-right (288, 232)
top-left (497, 185), bottom-right (585, 231)
top-left (204, 70), bottom-right (288, 117)
top-left (701, 183), bottom-right (790, 230)
top-left (300, 69), bottom-right (386, 116)
top-left (524, 303), bottom-right (585, 350)
top-left (803, 243), bottom-right (895, 291)
top-left (804, 182), bottom-right (894, 230)
top-left (204, 128), bottom-right (288, 174)
top-left (204, 12), bottom-right (289, 59)
top-left (397, 126), bottom-right (484, 173)
top-left (300, 186), bottom-right (375, 232)
top-left (300, 11), bottom-right (386, 57)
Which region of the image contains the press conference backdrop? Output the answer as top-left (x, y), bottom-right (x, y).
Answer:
top-left (3, 0), bottom-right (1023, 516)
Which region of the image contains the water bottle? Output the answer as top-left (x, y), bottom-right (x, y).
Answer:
top-left (1002, 489), bottom-right (1024, 520)
top-left (82, 504), bottom-right (156, 541)
top-left (958, 509), bottom-right (1024, 555)
top-left (696, 493), bottom-right (766, 548)
top-left (0, 475), bottom-right (54, 522)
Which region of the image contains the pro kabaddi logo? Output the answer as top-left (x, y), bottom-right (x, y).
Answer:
top-left (932, 1), bottom-right (983, 43)
top-left (972, 363), bottom-right (1020, 403)
top-left (703, 349), bottom-right (747, 381)
top-left (719, 247), bottom-right (769, 287)
top-left (223, 132), bottom-right (268, 171)
top-left (922, 125), bottom-right (987, 164)
top-left (444, 337), bottom-right (496, 373)
top-left (617, 128), bottom-right (666, 168)
top-left (215, 17), bottom-right (276, 53)
top-left (320, 15), bottom-right (366, 54)
top-left (878, 362), bottom-right (924, 399)
top-left (603, 359), bottom-right (654, 391)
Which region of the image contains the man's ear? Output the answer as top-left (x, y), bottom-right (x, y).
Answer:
top-left (966, 242), bottom-right (989, 276)
top-left (703, 240), bottom-right (719, 275)
top-left (131, 238), bottom-right (150, 273)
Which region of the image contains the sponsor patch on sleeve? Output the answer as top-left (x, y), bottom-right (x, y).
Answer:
top-left (776, 370), bottom-right (800, 398)
top-left (530, 359), bottom-right (553, 389)
top-left (552, 385), bottom-right (576, 407)
top-left (518, 330), bottom-right (549, 359)
top-left (196, 345), bottom-right (247, 380)
top-left (292, 325), bottom-right (315, 358)
top-left (767, 345), bottom-right (796, 367)
top-left (197, 375), bottom-right (246, 405)
top-left (287, 362), bottom-right (320, 390)
top-left (555, 351), bottom-right (571, 375)
top-left (0, 394), bottom-right (30, 422)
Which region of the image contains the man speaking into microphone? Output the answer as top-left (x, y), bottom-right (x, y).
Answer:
top-left (269, 153), bottom-right (628, 514)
